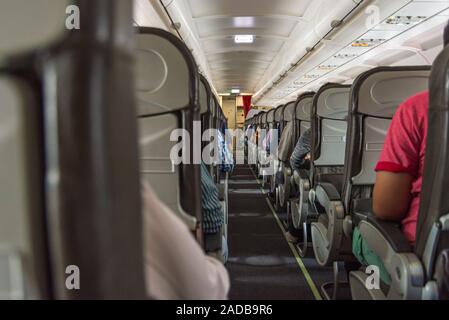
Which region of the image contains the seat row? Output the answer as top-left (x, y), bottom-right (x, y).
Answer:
top-left (0, 1), bottom-right (229, 299)
top-left (244, 59), bottom-right (449, 299)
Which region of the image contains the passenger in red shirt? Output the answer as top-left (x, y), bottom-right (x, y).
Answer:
top-left (352, 23), bottom-right (449, 286)
top-left (373, 91), bottom-right (428, 247)
top-left (352, 91), bottom-right (428, 285)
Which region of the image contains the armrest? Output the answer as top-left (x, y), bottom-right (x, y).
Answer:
top-left (352, 198), bottom-right (374, 225)
top-left (363, 217), bottom-right (412, 253)
top-left (216, 184), bottom-right (226, 202)
top-left (315, 183), bottom-right (345, 220)
top-left (357, 218), bottom-right (425, 299)
top-left (316, 182), bottom-right (341, 201)
top-left (293, 169), bottom-right (309, 184)
top-left (353, 198), bottom-right (411, 253)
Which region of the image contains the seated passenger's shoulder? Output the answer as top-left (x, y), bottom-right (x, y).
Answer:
top-left (402, 91), bottom-right (429, 110)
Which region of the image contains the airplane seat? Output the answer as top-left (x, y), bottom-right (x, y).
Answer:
top-left (199, 75), bottom-right (213, 168)
top-left (275, 101), bottom-right (296, 211)
top-left (0, 74), bottom-right (47, 300)
top-left (258, 110), bottom-right (273, 180)
top-left (349, 58), bottom-right (446, 299)
top-left (305, 84), bottom-right (351, 268)
top-left (342, 66), bottom-right (430, 238)
top-left (137, 28), bottom-right (202, 238)
top-left (268, 104), bottom-right (285, 197)
top-left (0, 0), bottom-right (73, 300)
top-left (198, 75), bottom-right (228, 245)
top-left (1, 0), bottom-right (146, 299)
top-left (253, 112), bottom-right (264, 170)
top-left (288, 93), bottom-right (315, 256)
top-left (209, 98), bottom-right (218, 180)
top-left (253, 114), bottom-right (261, 171)
top-left (247, 116), bottom-right (257, 167)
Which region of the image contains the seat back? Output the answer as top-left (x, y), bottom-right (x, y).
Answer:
top-left (277, 101), bottom-right (296, 162)
top-left (416, 47), bottom-right (449, 295)
top-left (199, 75), bottom-right (215, 175)
top-left (0, 0), bottom-right (72, 300)
top-left (343, 66), bottom-right (430, 212)
top-left (1, 0), bottom-right (146, 299)
top-left (0, 74), bottom-right (47, 300)
top-left (213, 96), bottom-right (220, 131)
top-left (258, 110), bottom-right (268, 141)
top-left (295, 92), bottom-right (315, 141)
top-left (137, 28), bottom-right (201, 231)
top-left (266, 109), bottom-right (275, 127)
top-left (311, 84), bottom-right (351, 184)
top-left (274, 104), bottom-right (285, 136)
top-left (199, 75), bottom-right (213, 134)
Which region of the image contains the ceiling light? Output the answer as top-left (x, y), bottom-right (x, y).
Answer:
top-left (233, 17), bottom-right (255, 28)
top-left (231, 89), bottom-right (241, 94)
top-left (234, 35), bottom-right (254, 44)
top-left (386, 16), bottom-right (427, 26)
top-left (219, 93), bottom-right (231, 96)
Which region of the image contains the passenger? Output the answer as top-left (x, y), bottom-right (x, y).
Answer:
top-left (352, 90), bottom-right (429, 285)
top-left (352, 22), bottom-right (449, 285)
top-left (261, 127), bottom-right (273, 153)
top-left (218, 123), bottom-right (234, 173)
top-left (285, 128), bottom-right (312, 243)
top-left (142, 182), bottom-right (230, 299)
top-left (289, 128), bottom-right (312, 172)
top-left (201, 162), bottom-right (228, 262)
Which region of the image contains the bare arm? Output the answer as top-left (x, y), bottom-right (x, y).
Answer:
top-left (372, 171), bottom-right (414, 221)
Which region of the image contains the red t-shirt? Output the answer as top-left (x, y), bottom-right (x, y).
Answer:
top-left (375, 91), bottom-right (428, 246)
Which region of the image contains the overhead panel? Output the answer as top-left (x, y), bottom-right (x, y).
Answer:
top-left (184, 0), bottom-right (314, 93)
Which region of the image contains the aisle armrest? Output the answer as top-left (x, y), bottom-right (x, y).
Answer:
top-left (216, 183), bottom-right (226, 202)
top-left (360, 217), bottom-right (412, 253)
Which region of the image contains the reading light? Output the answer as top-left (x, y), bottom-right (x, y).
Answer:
top-left (386, 16), bottom-right (427, 26)
top-left (234, 35), bottom-right (254, 44)
top-left (352, 39), bottom-right (385, 47)
top-left (318, 64), bottom-right (338, 71)
top-left (334, 53), bottom-right (358, 59)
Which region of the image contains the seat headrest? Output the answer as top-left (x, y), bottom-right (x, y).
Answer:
top-left (274, 105), bottom-right (285, 122)
top-left (352, 66), bottom-right (431, 118)
top-left (296, 93), bottom-right (315, 121)
top-left (267, 109), bottom-right (275, 123)
top-left (199, 75), bottom-right (211, 115)
top-left (0, 0), bottom-right (70, 58)
top-left (136, 28), bottom-right (198, 117)
top-left (213, 98), bottom-right (220, 117)
top-left (314, 84), bottom-right (351, 120)
top-left (283, 101), bottom-right (296, 122)
top-left (262, 111), bottom-right (269, 123)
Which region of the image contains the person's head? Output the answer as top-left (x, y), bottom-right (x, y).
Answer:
top-left (444, 20), bottom-right (449, 47)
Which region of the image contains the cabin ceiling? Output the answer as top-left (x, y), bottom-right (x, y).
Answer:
top-left (157, 0), bottom-right (449, 106)
top-left (174, 0), bottom-right (314, 94)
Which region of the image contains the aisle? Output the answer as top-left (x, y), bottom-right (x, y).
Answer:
top-left (226, 165), bottom-right (320, 300)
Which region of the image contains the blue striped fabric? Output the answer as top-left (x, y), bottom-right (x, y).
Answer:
top-left (217, 131), bottom-right (234, 173)
top-left (201, 162), bottom-right (224, 234)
